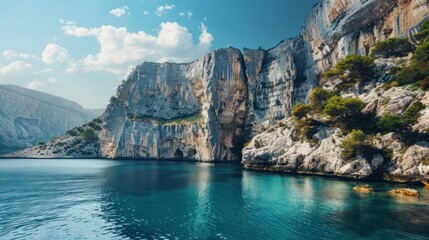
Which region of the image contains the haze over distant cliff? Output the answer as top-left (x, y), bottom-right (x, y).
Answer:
top-left (0, 84), bottom-right (103, 154)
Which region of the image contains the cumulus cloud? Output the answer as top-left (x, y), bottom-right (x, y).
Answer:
top-left (143, 10), bottom-right (150, 16)
top-left (62, 22), bottom-right (214, 75)
top-left (155, 4), bottom-right (175, 16)
top-left (110, 6), bottom-right (130, 17)
top-left (0, 61), bottom-right (32, 75)
top-left (2, 50), bottom-right (36, 60)
top-left (62, 24), bottom-right (99, 37)
top-left (27, 80), bottom-right (44, 90)
top-left (41, 43), bottom-right (71, 64)
top-left (41, 43), bottom-right (79, 73)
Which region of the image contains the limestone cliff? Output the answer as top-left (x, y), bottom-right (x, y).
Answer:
top-left (100, 48), bottom-right (248, 161)
top-left (0, 84), bottom-right (101, 154)
top-left (242, 56), bottom-right (429, 183)
top-left (9, 0), bottom-right (429, 165)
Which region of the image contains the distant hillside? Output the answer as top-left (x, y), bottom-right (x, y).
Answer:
top-left (0, 84), bottom-right (104, 154)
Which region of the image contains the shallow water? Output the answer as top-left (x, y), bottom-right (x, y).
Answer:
top-left (0, 159), bottom-right (428, 240)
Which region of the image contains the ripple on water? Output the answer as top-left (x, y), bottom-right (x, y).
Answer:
top-left (1, 159), bottom-right (429, 239)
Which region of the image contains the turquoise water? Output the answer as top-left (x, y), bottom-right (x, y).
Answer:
top-left (0, 159), bottom-right (428, 240)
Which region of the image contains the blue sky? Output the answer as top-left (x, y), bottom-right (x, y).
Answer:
top-left (0, 0), bottom-right (318, 108)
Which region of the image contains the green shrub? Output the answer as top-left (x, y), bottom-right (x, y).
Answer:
top-left (309, 87), bottom-right (333, 112)
top-left (340, 130), bottom-right (373, 161)
top-left (109, 96), bottom-right (117, 104)
top-left (323, 96), bottom-right (366, 119)
top-left (334, 55), bottom-right (375, 83)
top-left (377, 102), bottom-right (425, 133)
top-left (419, 76), bottom-right (429, 90)
top-left (377, 114), bottom-right (407, 133)
top-left (415, 20), bottom-right (429, 42)
top-left (277, 122), bottom-right (286, 128)
top-left (254, 139), bottom-right (263, 149)
top-left (66, 129), bottom-right (78, 136)
top-left (37, 141), bottom-right (46, 146)
top-left (413, 41), bottom-right (429, 63)
top-left (295, 119), bottom-right (320, 144)
top-left (88, 121), bottom-right (102, 131)
top-left (402, 101), bottom-right (426, 125)
top-left (370, 37), bottom-right (413, 58)
top-left (292, 103), bottom-right (312, 120)
top-left (80, 128), bottom-right (98, 142)
top-left (395, 40), bottom-right (429, 86)
top-left (323, 69), bottom-right (344, 79)
top-left (395, 65), bottom-right (422, 85)
top-left (93, 118), bottom-right (102, 124)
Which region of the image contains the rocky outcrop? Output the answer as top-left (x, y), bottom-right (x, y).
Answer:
top-left (242, 76), bottom-right (429, 182)
top-left (353, 185), bottom-right (374, 193)
top-left (0, 84), bottom-right (101, 154)
top-left (389, 188), bottom-right (420, 197)
top-left (242, 121), bottom-right (383, 178)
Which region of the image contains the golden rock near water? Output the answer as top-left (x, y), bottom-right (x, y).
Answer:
top-left (353, 185), bottom-right (374, 193)
top-left (389, 188), bottom-right (420, 197)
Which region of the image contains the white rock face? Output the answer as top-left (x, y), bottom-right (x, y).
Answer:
top-left (0, 84), bottom-right (99, 154)
top-left (100, 49), bottom-right (248, 161)
top-left (242, 123), bottom-right (379, 178)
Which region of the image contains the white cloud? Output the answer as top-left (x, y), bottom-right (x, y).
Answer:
top-left (143, 10), bottom-right (150, 15)
top-left (0, 61), bottom-right (32, 75)
top-left (27, 80), bottom-right (44, 90)
top-left (110, 6), bottom-right (130, 17)
top-left (61, 22), bottom-right (214, 75)
top-left (62, 25), bottom-right (99, 37)
top-left (179, 12), bottom-right (185, 16)
top-left (155, 4), bottom-right (175, 16)
top-left (41, 43), bottom-right (79, 73)
top-left (2, 50), bottom-right (36, 60)
top-left (41, 43), bottom-right (71, 64)
top-left (199, 23), bottom-right (214, 47)
top-left (47, 77), bottom-right (57, 83)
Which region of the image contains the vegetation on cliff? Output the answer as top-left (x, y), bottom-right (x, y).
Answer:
top-left (292, 24), bottom-right (429, 161)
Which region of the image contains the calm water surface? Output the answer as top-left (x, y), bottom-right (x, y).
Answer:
top-left (0, 159), bottom-right (428, 240)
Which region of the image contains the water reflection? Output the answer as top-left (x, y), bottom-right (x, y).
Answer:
top-left (1, 159), bottom-right (429, 240)
top-left (99, 163), bottom-right (429, 239)
top-left (99, 161), bottom-right (245, 239)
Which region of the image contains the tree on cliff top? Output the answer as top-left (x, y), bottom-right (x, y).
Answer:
top-left (292, 103), bottom-right (312, 120)
top-left (370, 37), bottom-right (413, 58)
top-left (415, 20), bottom-right (429, 42)
top-left (323, 55), bottom-right (375, 83)
top-left (340, 129), bottom-right (374, 161)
